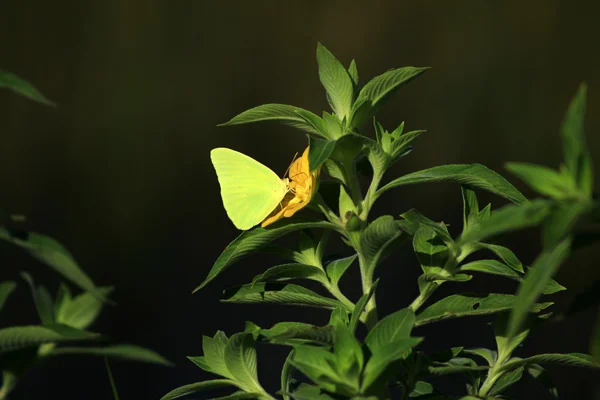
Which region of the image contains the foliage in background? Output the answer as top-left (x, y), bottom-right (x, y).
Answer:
top-left (162, 43), bottom-right (600, 400)
top-left (0, 71), bottom-right (172, 400)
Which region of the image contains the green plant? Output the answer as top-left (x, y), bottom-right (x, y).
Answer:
top-left (0, 71), bottom-right (172, 399)
top-left (162, 43), bottom-right (600, 400)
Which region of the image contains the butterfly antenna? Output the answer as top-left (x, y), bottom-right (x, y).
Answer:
top-left (281, 151), bottom-right (299, 179)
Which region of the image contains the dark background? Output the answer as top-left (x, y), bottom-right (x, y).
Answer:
top-left (1, 1), bottom-right (600, 399)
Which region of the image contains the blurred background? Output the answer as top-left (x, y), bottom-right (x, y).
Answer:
top-left (1, 0), bottom-right (600, 398)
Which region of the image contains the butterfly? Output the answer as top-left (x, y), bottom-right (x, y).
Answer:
top-left (210, 146), bottom-right (318, 230)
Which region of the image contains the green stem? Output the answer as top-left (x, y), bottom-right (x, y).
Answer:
top-left (310, 193), bottom-right (343, 227)
top-left (478, 349), bottom-right (511, 396)
top-left (326, 283), bottom-right (356, 311)
top-left (360, 168), bottom-right (384, 220)
top-left (0, 371), bottom-right (16, 400)
top-left (343, 160), bottom-right (363, 207)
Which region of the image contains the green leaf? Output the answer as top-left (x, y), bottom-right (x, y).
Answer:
top-left (462, 348), bottom-right (498, 366)
top-left (0, 324), bottom-right (100, 352)
top-left (459, 260), bottom-right (521, 279)
top-left (333, 325), bottom-right (363, 387)
top-left (339, 185), bottom-right (357, 222)
top-left (222, 283), bottom-right (345, 310)
top-left (326, 254), bottom-right (357, 286)
top-left (0, 70), bottom-right (56, 106)
top-left (195, 220), bottom-right (339, 291)
top-left (415, 293), bottom-right (552, 327)
top-left (0, 228), bottom-right (105, 301)
top-left (365, 308), bottom-right (415, 352)
top-left (200, 331), bottom-right (233, 378)
top-left (505, 162), bottom-right (578, 200)
top-left (461, 186), bottom-right (480, 230)
top-left (409, 381), bottom-right (434, 397)
top-left (360, 215), bottom-right (404, 275)
top-left (417, 273), bottom-right (472, 293)
top-left (561, 82), bottom-right (593, 195)
top-left (0, 281), bottom-right (17, 313)
top-left (351, 67), bottom-right (429, 129)
top-left (20, 272), bottom-right (55, 325)
top-left (224, 333), bottom-right (265, 393)
top-left (349, 280), bottom-right (379, 333)
top-left (105, 358), bottom-right (121, 400)
top-left (542, 201), bottom-right (590, 248)
top-left (252, 263), bottom-right (327, 286)
top-left (458, 200), bottom-right (551, 245)
top-left (266, 324), bottom-right (334, 347)
top-left (488, 366), bottom-right (524, 396)
top-left (281, 350), bottom-right (295, 400)
top-left (507, 238), bottom-right (571, 339)
top-left (289, 345), bottom-right (340, 393)
top-left (329, 306), bottom-right (349, 329)
top-left (160, 380), bottom-right (240, 400)
top-left (390, 130), bottom-right (426, 162)
top-left (377, 164), bottom-right (527, 205)
top-left (475, 243), bottom-right (524, 273)
top-left (504, 353), bottom-right (599, 369)
top-left (316, 43), bottom-right (354, 121)
top-left (401, 210), bottom-right (453, 244)
top-left (361, 337), bottom-right (423, 391)
top-left (218, 104), bottom-right (325, 137)
top-left (413, 227), bottom-right (449, 275)
top-left (289, 384), bottom-right (337, 400)
top-left (210, 392), bottom-right (264, 400)
top-left (348, 60), bottom-right (359, 88)
top-left (47, 344), bottom-right (173, 366)
top-left (525, 364), bottom-right (558, 398)
top-left (308, 136), bottom-right (337, 172)
top-left (56, 286), bottom-right (113, 329)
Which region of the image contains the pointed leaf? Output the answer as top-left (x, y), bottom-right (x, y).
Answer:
top-left (413, 227), bottom-right (449, 275)
top-left (56, 286), bottom-right (114, 329)
top-left (505, 353), bottom-right (599, 369)
top-left (360, 215), bottom-right (404, 275)
top-left (0, 324), bottom-right (100, 352)
top-left (222, 283), bottom-right (344, 310)
top-left (224, 333), bottom-right (264, 393)
top-left (325, 254), bottom-right (357, 286)
top-left (281, 350), bottom-right (295, 400)
top-left (195, 220), bottom-right (339, 291)
top-left (365, 308), bottom-right (415, 352)
top-left (0, 281), bottom-right (17, 313)
top-left (316, 43), bottom-right (354, 120)
top-left (415, 293), bottom-right (552, 327)
top-left (461, 186), bottom-right (479, 230)
top-left (160, 380), bottom-right (240, 400)
top-left (252, 263), bottom-right (327, 286)
top-left (475, 243), bottom-right (523, 273)
top-left (459, 260), bottom-right (521, 279)
top-left (0, 70), bottom-right (56, 106)
top-left (21, 272), bottom-right (54, 325)
top-left (47, 344), bottom-right (173, 366)
top-left (348, 60), bottom-right (359, 88)
top-left (505, 162), bottom-right (578, 199)
top-left (349, 280), bottom-right (379, 333)
top-left (488, 366), bottom-right (524, 396)
top-left (377, 164), bottom-right (527, 205)
top-left (507, 238), bottom-right (571, 339)
top-left (526, 364), bottom-right (558, 398)
top-left (0, 228), bottom-right (104, 301)
top-left (308, 136), bottom-right (337, 172)
top-left (219, 104), bottom-right (325, 136)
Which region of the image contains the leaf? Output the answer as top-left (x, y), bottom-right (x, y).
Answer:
top-left (222, 283), bottom-right (344, 310)
top-left (525, 364), bottom-right (558, 398)
top-left (224, 333), bottom-right (264, 393)
top-left (561, 82), bottom-right (593, 195)
top-left (289, 384), bottom-right (337, 400)
top-left (200, 331), bottom-right (233, 378)
top-left (252, 264), bottom-right (327, 286)
top-left (339, 185), bottom-right (357, 222)
top-left (56, 286), bottom-right (114, 329)
top-left (267, 324), bottom-right (335, 346)
top-left (349, 280), bottom-right (379, 333)
top-left (361, 337), bottom-right (423, 391)
top-left (459, 260), bottom-right (521, 279)
top-left (409, 381), bottom-right (434, 397)
top-left (377, 164), bottom-right (527, 205)
top-left (160, 380), bottom-right (239, 400)
top-left (458, 200), bottom-right (551, 245)
top-left (210, 392), bottom-right (264, 400)
top-left (218, 103), bottom-right (325, 136)
top-left (401, 210), bottom-right (453, 244)
top-left (365, 308), bottom-right (415, 352)
top-left (0, 281), bottom-right (17, 312)
top-left (488, 366), bottom-right (523, 396)
top-left (325, 254), bottom-right (357, 286)
top-left (0, 324), bottom-right (100, 352)
top-left (507, 238), bottom-right (571, 339)
top-left (281, 350), bottom-right (296, 400)
top-left (475, 243), bottom-right (524, 273)
top-left (20, 272), bottom-right (55, 325)
top-left (461, 186), bottom-right (480, 230)
top-left (351, 67), bottom-right (429, 128)
top-left (195, 220), bottom-right (339, 291)
top-left (316, 43), bottom-right (354, 121)
top-left (360, 215), bottom-right (404, 275)
top-left (333, 325), bottom-right (363, 385)
top-left (542, 201), bottom-right (590, 248)
top-left (308, 136), bottom-right (337, 172)
top-left (462, 348), bottom-right (497, 366)
top-left (417, 273), bottom-right (472, 293)
top-left (289, 345), bottom-right (340, 393)
top-left (0, 228), bottom-right (105, 301)
top-left (46, 344), bottom-right (173, 366)
top-left (413, 227), bottom-right (450, 276)
top-left (504, 353), bottom-right (599, 369)
top-left (505, 162), bottom-right (578, 199)
top-left (0, 70), bottom-right (56, 106)
top-left (415, 293), bottom-right (552, 327)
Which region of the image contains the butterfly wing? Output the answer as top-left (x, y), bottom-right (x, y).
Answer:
top-left (210, 147), bottom-right (287, 230)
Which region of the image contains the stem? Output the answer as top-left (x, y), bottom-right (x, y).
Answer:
top-left (326, 283), bottom-right (356, 311)
top-left (310, 193), bottom-right (343, 228)
top-left (478, 349), bottom-right (511, 396)
top-left (360, 168), bottom-right (384, 220)
top-left (343, 160), bottom-right (363, 207)
top-left (0, 371), bottom-right (16, 400)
